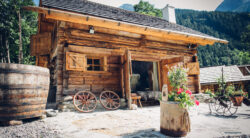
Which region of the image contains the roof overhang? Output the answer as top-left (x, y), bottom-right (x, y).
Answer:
top-left (23, 6), bottom-right (228, 46)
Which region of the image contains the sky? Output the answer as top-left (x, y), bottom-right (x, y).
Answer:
top-left (34, 0), bottom-right (224, 11)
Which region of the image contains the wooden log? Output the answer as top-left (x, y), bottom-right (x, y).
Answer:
top-left (69, 29), bottom-right (140, 46)
top-left (68, 45), bottom-right (125, 56)
top-left (124, 49), bottom-right (131, 109)
top-left (120, 56), bottom-right (125, 98)
top-left (66, 37), bottom-right (194, 56)
top-left (68, 28), bottom-right (192, 51)
top-left (157, 62), bottom-right (163, 91)
top-left (0, 63), bottom-right (49, 121)
top-left (23, 6), bottom-right (227, 45)
top-left (160, 101), bottom-right (190, 137)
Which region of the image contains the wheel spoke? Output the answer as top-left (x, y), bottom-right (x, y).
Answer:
top-left (112, 101), bottom-right (119, 106)
top-left (81, 104), bottom-right (85, 110)
top-left (101, 95), bottom-right (107, 99)
top-left (109, 102), bottom-right (112, 108)
top-left (86, 93), bottom-right (90, 99)
top-left (76, 103), bottom-right (83, 107)
top-left (104, 93), bottom-right (109, 98)
top-left (78, 95), bottom-right (83, 100)
top-left (86, 105), bottom-right (89, 111)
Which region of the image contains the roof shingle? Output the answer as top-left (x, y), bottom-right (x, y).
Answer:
top-left (200, 65), bottom-right (250, 84)
top-left (41, 0), bottom-right (217, 39)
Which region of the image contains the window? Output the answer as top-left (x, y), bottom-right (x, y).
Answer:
top-left (87, 57), bottom-right (103, 71)
top-left (66, 52), bottom-right (107, 72)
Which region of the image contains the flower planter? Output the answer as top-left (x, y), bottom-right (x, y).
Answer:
top-left (230, 96), bottom-right (243, 106)
top-left (160, 101), bottom-right (190, 137)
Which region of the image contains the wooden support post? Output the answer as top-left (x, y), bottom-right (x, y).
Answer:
top-left (124, 49), bottom-right (132, 109)
top-left (158, 62), bottom-right (162, 91)
top-left (120, 56), bottom-right (125, 98)
top-left (197, 75), bottom-right (201, 93)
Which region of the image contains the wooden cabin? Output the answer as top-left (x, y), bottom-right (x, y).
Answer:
top-left (24, 0), bottom-right (227, 108)
top-left (200, 65), bottom-right (250, 93)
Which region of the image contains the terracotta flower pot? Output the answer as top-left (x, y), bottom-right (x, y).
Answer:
top-left (160, 101), bottom-right (190, 137)
top-left (230, 96), bottom-right (243, 106)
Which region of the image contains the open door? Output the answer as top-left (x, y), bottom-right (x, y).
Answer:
top-left (160, 57), bottom-right (184, 92)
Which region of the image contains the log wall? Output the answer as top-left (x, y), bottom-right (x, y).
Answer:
top-left (35, 19), bottom-right (201, 103)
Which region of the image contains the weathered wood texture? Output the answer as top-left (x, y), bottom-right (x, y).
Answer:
top-left (62, 52), bottom-right (122, 96)
top-left (23, 6), bottom-right (228, 45)
top-left (0, 63), bottom-right (50, 121)
top-left (124, 49), bottom-right (132, 109)
top-left (36, 55), bottom-right (49, 68)
top-left (31, 19), bottom-right (202, 103)
top-left (30, 32), bottom-right (51, 56)
top-left (160, 102), bottom-right (190, 137)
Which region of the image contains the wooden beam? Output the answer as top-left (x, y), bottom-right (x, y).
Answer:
top-left (23, 6), bottom-right (228, 46)
top-left (158, 62), bottom-right (162, 91)
top-left (124, 49), bottom-right (132, 109)
top-left (120, 56), bottom-right (125, 98)
top-left (68, 45), bottom-right (125, 56)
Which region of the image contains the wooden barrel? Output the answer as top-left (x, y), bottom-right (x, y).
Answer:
top-left (0, 63), bottom-right (50, 121)
top-left (160, 101), bottom-right (190, 137)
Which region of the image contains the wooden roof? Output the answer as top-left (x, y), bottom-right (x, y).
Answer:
top-left (23, 0), bottom-right (228, 46)
top-left (200, 65), bottom-right (250, 84)
top-left (41, 0), bottom-right (212, 38)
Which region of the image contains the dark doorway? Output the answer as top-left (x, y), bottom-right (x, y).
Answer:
top-left (131, 61), bottom-right (153, 91)
top-left (131, 61), bottom-right (160, 105)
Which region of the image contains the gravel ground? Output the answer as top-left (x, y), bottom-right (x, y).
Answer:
top-left (1, 103), bottom-right (250, 138)
top-left (0, 119), bottom-right (62, 138)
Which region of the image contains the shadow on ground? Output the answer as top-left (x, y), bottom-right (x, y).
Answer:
top-left (203, 113), bottom-right (239, 119)
top-left (122, 128), bottom-right (166, 138)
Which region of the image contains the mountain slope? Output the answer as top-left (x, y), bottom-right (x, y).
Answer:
top-left (216, 0), bottom-right (250, 12)
top-left (119, 4), bottom-right (135, 11)
top-left (175, 9), bottom-right (250, 67)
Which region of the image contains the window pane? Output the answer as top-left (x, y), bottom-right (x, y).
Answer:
top-left (87, 66), bottom-right (93, 70)
top-left (94, 59), bottom-right (100, 65)
top-left (87, 59), bottom-right (92, 64)
top-left (94, 66), bottom-right (101, 71)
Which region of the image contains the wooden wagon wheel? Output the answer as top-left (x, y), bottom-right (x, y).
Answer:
top-left (209, 96), bottom-right (238, 116)
top-left (73, 91), bottom-right (97, 113)
top-left (99, 90), bottom-right (120, 110)
top-left (223, 100), bottom-right (238, 116)
top-left (209, 97), bottom-right (224, 116)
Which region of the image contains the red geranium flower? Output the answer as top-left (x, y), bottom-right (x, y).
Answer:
top-left (177, 88), bottom-right (183, 94)
top-left (185, 90), bottom-right (192, 96)
top-left (195, 100), bottom-right (200, 106)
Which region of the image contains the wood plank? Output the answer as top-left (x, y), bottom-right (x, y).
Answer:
top-left (69, 29), bottom-right (140, 46)
top-left (23, 6), bottom-right (228, 45)
top-left (68, 45), bottom-right (125, 56)
top-left (120, 56), bottom-right (125, 98)
top-left (186, 62), bottom-right (200, 75)
top-left (66, 37), bottom-right (194, 56)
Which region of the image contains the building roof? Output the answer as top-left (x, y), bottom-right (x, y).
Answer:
top-left (200, 65), bottom-right (250, 84)
top-left (41, 0), bottom-right (223, 42)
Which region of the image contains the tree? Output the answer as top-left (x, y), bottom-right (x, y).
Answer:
top-left (0, 0), bottom-right (37, 64)
top-left (134, 1), bottom-right (162, 17)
